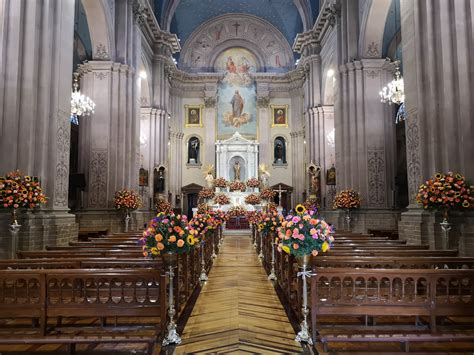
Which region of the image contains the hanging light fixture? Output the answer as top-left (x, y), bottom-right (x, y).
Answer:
top-left (70, 73), bottom-right (96, 125)
top-left (379, 64), bottom-right (405, 105)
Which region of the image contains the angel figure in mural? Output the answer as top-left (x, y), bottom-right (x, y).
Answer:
top-left (223, 56), bottom-right (253, 86)
top-left (259, 164), bottom-right (271, 188)
top-left (226, 57), bottom-right (237, 73)
top-left (202, 164), bottom-right (215, 189)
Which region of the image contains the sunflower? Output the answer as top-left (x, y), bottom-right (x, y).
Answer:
top-left (295, 204), bottom-right (306, 214)
top-left (187, 235), bottom-right (195, 246)
top-left (434, 173), bottom-right (443, 179)
top-left (462, 201), bottom-right (470, 208)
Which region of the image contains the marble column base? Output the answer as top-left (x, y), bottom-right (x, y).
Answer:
top-left (0, 210), bottom-right (78, 259)
top-left (399, 208), bottom-right (474, 255)
top-left (75, 210), bottom-right (155, 234)
top-left (320, 209), bottom-right (401, 234)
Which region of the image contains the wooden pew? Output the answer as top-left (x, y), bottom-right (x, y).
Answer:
top-left (17, 250), bottom-right (144, 258)
top-left (309, 268), bottom-right (474, 350)
top-left (0, 268), bottom-right (167, 354)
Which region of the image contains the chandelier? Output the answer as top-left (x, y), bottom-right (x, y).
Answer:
top-left (379, 65), bottom-right (405, 105)
top-left (70, 73), bottom-right (95, 125)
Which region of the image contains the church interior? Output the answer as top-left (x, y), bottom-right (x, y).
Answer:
top-left (0, 0), bottom-right (473, 353)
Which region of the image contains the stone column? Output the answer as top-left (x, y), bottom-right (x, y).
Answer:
top-left (0, 0), bottom-right (78, 253)
top-left (399, 0), bottom-right (474, 253)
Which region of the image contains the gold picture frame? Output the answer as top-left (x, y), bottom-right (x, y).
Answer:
top-left (185, 104), bottom-right (204, 127)
top-left (271, 105), bottom-right (289, 127)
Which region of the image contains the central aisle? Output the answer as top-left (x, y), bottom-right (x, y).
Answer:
top-left (175, 233), bottom-right (303, 354)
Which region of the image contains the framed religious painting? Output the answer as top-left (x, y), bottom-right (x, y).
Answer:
top-left (271, 105), bottom-right (288, 127)
top-left (185, 104), bottom-right (203, 127)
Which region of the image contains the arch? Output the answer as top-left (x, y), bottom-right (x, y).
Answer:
top-left (293, 0), bottom-right (313, 31)
top-left (81, 0), bottom-right (115, 60)
top-left (186, 136), bottom-right (201, 164)
top-left (228, 155), bottom-right (247, 181)
top-left (179, 14), bottom-right (293, 73)
top-left (359, 0), bottom-right (392, 58)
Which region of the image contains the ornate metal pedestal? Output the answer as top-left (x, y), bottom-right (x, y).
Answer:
top-left (211, 231), bottom-right (217, 259)
top-left (162, 253), bottom-right (182, 346)
top-left (344, 209), bottom-right (352, 231)
top-left (258, 232), bottom-right (264, 261)
top-left (199, 241), bottom-right (208, 282)
top-left (125, 209), bottom-right (131, 233)
top-left (9, 209), bottom-right (21, 259)
top-left (295, 255), bottom-right (313, 344)
top-left (253, 227), bottom-right (257, 248)
top-left (267, 240), bottom-right (277, 281)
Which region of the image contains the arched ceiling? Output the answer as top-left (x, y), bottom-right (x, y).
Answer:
top-left (155, 0), bottom-right (319, 48)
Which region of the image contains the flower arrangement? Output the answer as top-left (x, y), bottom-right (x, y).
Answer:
top-left (155, 198), bottom-right (172, 214)
top-left (214, 193), bottom-right (230, 205)
top-left (229, 180), bottom-right (246, 192)
top-left (197, 203), bottom-right (210, 214)
top-left (266, 202), bottom-right (278, 212)
top-left (416, 171), bottom-right (473, 210)
top-left (277, 204), bottom-right (334, 257)
top-left (226, 206), bottom-right (247, 218)
top-left (114, 189), bottom-right (142, 210)
top-left (333, 189), bottom-right (361, 210)
top-left (303, 198), bottom-right (319, 213)
top-left (0, 170), bottom-right (47, 209)
top-left (213, 177), bottom-right (228, 188)
top-left (245, 193), bottom-right (261, 205)
top-left (260, 187), bottom-right (276, 201)
top-left (188, 212), bottom-right (217, 237)
top-left (246, 178), bottom-right (260, 188)
top-left (198, 188), bottom-right (215, 201)
top-left (246, 210), bottom-right (262, 225)
top-left (140, 213), bottom-right (196, 257)
top-left (257, 210), bottom-right (282, 236)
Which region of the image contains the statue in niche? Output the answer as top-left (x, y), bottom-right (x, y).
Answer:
top-left (233, 161), bottom-right (241, 181)
top-left (274, 138), bottom-right (286, 164)
top-left (308, 165), bottom-right (321, 196)
top-left (154, 167), bottom-right (165, 195)
top-left (188, 137), bottom-right (200, 164)
top-left (259, 164), bottom-right (270, 188)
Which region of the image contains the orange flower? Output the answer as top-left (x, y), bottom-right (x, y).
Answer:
top-left (155, 234), bottom-right (163, 242)
top-left (157, 243), bottom-right (165, 250)
top-left (293, 243), bottom-right (299, 250)
top-left (169, 235), bottom-right (176, 243)
top-left (177, 239), bottom-right (185, 247)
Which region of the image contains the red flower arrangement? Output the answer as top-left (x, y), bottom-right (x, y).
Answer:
top-left (256, 210), bottom-right (282, 236)
top-left (140, 213), bottom-right (196, 257)
top-left (229, 180), bottom-right (246, 192)
top-left (333, 189), bottom-right (361, 210)
top-left (226, 206), bottom-right (247, 218)
top-left (213, 177), bottom-right (228, 188)
top-left (214, 193), bottom-right (230, 205)
top-left (188, 212), bottom-right (218, 238)
top-left (155, 198), bottom-right (172, 214)
top-left (416, 171), bottom-right (473, 210)
top-left (197, 203), bottom-right (210, 214)
top-left (246, 178), bottom-right (260, 188)
top-left (198, 188), bottom-right (215, 201)
top-left (114, 189), bottom-right (142, 210)
top-left (245, 193), bottom-right (261, 205)
top-left (0, 170), bottom-right (47, 209)
top-left (260, 187), bottom-right (276, 201)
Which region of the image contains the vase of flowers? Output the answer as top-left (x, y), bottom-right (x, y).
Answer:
top-left (198, 187), bottom-right (215, 203)
top-left (245, 193), bottom-right (261, 205)
top-left (213, 177), bottom-right (228, 192)
top-left (260, 187), bottom-right (276, 202)
top-left (155, 198), bottom-right (172, 215)
top-left (416, 171), bottom-right (473, 249)
top-left (246, 177), bottom-right (260, 192)
top-left (333, 189), bottom-right (361, 231)
top-left (214, 193), bottom-right (230, 206)
top-left (277, 204), bottom-right (334, 344)
top-left (140, 212), bottom-right (196, 345)
top-left (114, 189), bottom-right (142, 232)
top-left (188, 213), bottom-right (217, 282)
top-left (0, 171), bottom-right (48, 258)
top-left (229, 180), bottom-right (246, 192)
top-left (256, 210), bottom-right (282, 278)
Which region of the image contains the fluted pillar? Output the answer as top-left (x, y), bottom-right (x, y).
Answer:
top-left (399, 0), bottom-right (474, 253)
top-left (0, 0), bottom-right (78, 253)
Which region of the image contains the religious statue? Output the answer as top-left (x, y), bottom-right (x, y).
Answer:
top-left (188, 137), bottom-right (199, 163)
top-left (309, 166), bottom-right (321, 195)
top-left (259, 164), bottom-right (270, 188)
top-left (231, 90), bottom-right (244, 118)
top-left (202, 163), bottom-right (215, 189)
top-left (274, 140), bottom-right (285, 163)
top-left (154, 167), bottom-right (165, 193)
top-left (233, 161), bottom-right (241, 181)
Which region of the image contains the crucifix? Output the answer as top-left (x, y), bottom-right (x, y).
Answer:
top-left (232, 22), bottom-right (241, 36)
top-left (274, 184), bottom-right (287, 208)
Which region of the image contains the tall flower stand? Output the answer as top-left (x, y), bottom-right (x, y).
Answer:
top-left (344, 209), bottom-right (352, 231)
top-left (295, 254), bottom-right (313, 344)
top-left (199, 239), bottom-right (208, 282)
top-left (162, 253), bottom-right (182, 346)
top-left (258, 232), bottom-right (264, 261)
top-left (9, 209), bottom-right (21, 259)
top-left (211, 230), bottom-right (218, 259)
top-left (124, 209), bottom-right (131, 233)
top-left (253, 226), bottom-right (257, 248)
top-left (440, 209), bottom-right (452, 250)
top-left (267, 237), bottom-right (277, 281)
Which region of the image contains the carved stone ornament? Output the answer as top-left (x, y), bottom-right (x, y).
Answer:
top-left (203, 96), bottom-right (216, 108)
top-left (95, 44), bottom-right (110, 60)
top-left (132, 0), bottom-right (147, 26)
top-left (365, 42), bottom-right (380, 58)
top-left (257, 96), bottom-right (270, 108)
